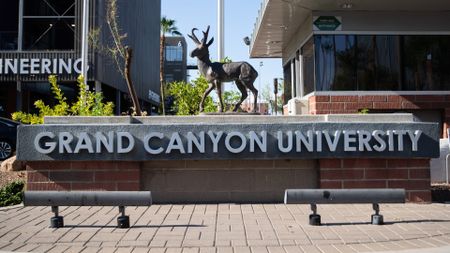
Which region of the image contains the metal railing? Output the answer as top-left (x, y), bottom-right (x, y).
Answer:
top-left (250, 0), bottom-right (270, 54)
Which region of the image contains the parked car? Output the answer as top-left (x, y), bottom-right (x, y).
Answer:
top-left (0, 117), bottom-right (19, 160)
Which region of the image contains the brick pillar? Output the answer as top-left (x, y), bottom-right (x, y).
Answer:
top-left (27, 161), bottom-right (141, 191)
top-left (444, 108), bottom-right (450, 138)
top-left (319, 158), bottom-right (431, 203)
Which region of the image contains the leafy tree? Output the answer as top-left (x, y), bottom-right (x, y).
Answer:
top-left (12, 75), bottom-right (114, 124)
top-left (167, 76), bottom-right (215, 115)
top-left (223, 90), bottom-right (242, 111)
top-left (160, 16), bottom-right (182, 115)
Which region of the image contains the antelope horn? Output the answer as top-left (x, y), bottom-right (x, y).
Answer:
top-left (202, 26), bottom-right (210, 44)
top-left (188, 28), bottom-right (201, 45)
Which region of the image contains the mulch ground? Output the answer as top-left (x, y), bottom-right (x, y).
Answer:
top-left (0, 171), bottom-right (27, 189)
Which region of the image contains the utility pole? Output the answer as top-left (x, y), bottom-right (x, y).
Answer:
top-left (217, 0), bottom-right (224, 62)
top-left (218, 0), bottom-right (224, 93)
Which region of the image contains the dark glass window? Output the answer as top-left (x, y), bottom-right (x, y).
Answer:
top-left (283, 64), bottom-right (291, 105)
top-left (23, 19), bottom-right (74, 50)
top-left (306, 34), bottom-right (450, 94)
top-left (302, 38), bottom-right (315, 94)
top-left (0, 0), bottom-right (19, 50)
top-left (402, 36), bottom-right (450, 90)
top-left (356, 36), bottom-right (400, 90)
top-left (314, 35), bottom-right (400, 92)
top-left (22, 0), bottom-right (75, 50)
top-left (24, 0), bottom-right (75, 16)
top-left (333, 35), bottom-right (356, 90)
top-left (315, 35), bottom-right (358, 91)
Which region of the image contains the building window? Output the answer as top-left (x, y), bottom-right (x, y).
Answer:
top-left (165, 74), bottom-right (174, 83)
top-left (0, 0), bottom-right (19, 50)
top-left (24, 0), bottom-right (75, 16)
top-left (402, 36), bottom-right (450, 91)
top-left (22, 0), bottom-right (75, 50)
top-left (165, 45), bottom-right (183, 62)
top-left (309, 34), bottom-right (450, 94)
top-left (302, 38), bottom-right (315, 95)
top-left (283, 64), bottom-right (291, 105)
top-left (356, 35), bottom-right (400, 91)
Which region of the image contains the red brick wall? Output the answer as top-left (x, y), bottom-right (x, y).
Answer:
top-left (26, 158), bottom-right (431, 203)
top-left (319, 158), bottom-right (431, 202)
top-left (26, 161), bottom-right (140, 191)
top-left (309, 94), bottom-right (450, 137)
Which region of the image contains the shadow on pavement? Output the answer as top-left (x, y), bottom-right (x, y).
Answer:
top-left (322, 219), bottom-right (450, 226)
top-left (62, 224), bottom-right (207, 229)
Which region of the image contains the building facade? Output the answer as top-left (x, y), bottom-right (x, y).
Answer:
top-left (250, 0), bottom-right (450, 137)
top-left (164, 36), bottom-right (187, 83)
top-left (0, 0), bottom-right (161, 117)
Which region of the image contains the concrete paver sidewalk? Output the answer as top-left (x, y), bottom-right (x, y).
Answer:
top-left (0, 203), bottom-right (449, 252)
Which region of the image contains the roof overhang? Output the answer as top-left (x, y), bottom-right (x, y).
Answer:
top-left (250, 0), bottom-right (450, 58)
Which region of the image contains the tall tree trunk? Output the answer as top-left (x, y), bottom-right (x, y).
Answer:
top-left (160, 35), bottom-right (166, 115)
top-left (125, 47), bottom-right (142, 116)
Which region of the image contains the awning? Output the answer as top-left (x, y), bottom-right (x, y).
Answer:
top-left (250, 0), bottom-right (450, 58)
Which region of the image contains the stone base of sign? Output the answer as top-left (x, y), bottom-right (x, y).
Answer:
top-left (25, 158), bottom-right (431, 203)
top-left (23, 115), bottom-right (435, 203)
top-left (319, 158), bottom-right (431, 202)
top-left (141, 159), bottom-right (318, 203)
top-left (26, 161), bottom-right (140, 191)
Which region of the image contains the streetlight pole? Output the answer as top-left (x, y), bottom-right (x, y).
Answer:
top-left (273, 78), bottom-right (278, 115)
top-left (81, 0), bottom-right (89, 83)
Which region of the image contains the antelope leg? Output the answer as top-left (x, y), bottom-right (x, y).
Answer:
top-left (215, 81), bottom-right (224, 112)
top-left (200, 82), bottom-right (215, 112)
top-left (234, 81), bottom-right (248, 112)
top-left (248, 84), bottom-right (258, 113)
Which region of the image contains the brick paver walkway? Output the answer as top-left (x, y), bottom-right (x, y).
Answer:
top-left (0, 204), bottom-right (450, 252)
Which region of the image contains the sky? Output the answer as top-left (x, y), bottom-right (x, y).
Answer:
top-left (161, 0), bottom-right (282, 94)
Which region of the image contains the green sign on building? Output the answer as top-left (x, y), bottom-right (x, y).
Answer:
top-left (313, 16), bottom-right (342, 31)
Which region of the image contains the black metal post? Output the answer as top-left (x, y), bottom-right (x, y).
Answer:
top-left (273, 78), bottom-right (278, 115)
top-left (50, 206), bottom-right (64, 228)
top-left (117, 206), bottom-right (130, 228)
top-left (371, 203), bottom-right (384, 225)
top-left (309, 204), bottom-right (321, 226)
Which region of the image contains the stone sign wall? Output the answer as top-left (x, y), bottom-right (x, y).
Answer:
top-left (18, 115), bottom-right (440, 203)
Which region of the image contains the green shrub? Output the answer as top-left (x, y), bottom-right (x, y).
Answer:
top-left (0, 181), bottom-right (24, 207)
top-left (12, 75), bottom-right (114, 124)
top-left (167, 76), bottom-right (216, 115)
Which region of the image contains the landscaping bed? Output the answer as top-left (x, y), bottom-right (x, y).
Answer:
top-left (0, 171), bottom-right (26, 189)
top-left (431, 183), bottom-right (450, 203)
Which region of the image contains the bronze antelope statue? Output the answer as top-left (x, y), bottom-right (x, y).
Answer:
top-left (188, 26), bottom-right (259, 113)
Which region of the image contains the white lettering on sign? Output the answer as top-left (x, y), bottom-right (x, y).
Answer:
top-left (33, 130), bottom-right (425, 155)
top-left (117, 132), bottom-right (134, 153)
top-left (144, 132), bottom-right (164, 154)
top-left (0, 58), bottom-right (85, 75)
top-left (187, 131), bottom-right (205, 153)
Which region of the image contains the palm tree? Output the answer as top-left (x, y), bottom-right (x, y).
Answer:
top-left (160, 16), bottom-right (181, 115)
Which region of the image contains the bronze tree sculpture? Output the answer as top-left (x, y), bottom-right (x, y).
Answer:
top-left (188, 26), bottom-right (259, 113)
